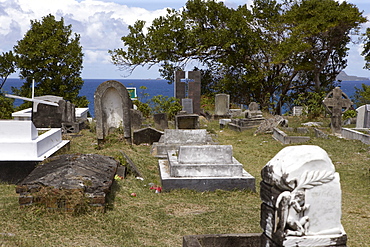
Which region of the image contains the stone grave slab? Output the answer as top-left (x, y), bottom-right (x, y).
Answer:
top-left (272, 127), bottom-right (310, 144)
top-left (133, 127), bottom-right (163, 145)
top-left (16, 154), bottom-right (119, 212)
top-left (260, 145), bottom-right (346, 246)
top-left (94, 80), bottom-right (132, 143)
top-left (151, 129), bottom-right (214, 158)
top-left (228, 117), bottom-right (265, 132)
top-left (159, 145), bottom-right (255, 192)
top-left (341, 127), bottom-right (370, 145)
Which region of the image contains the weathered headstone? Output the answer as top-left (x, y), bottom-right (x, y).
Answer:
top-left (130, 109), bottom-right (143, 130)
top-left (159, 145), bottom-right (255, 191)
top-left (16, 154), bottom-right (118, 212)
top-left (175, 71), bottom-right (201, 114)
top-left (323, 87), bottom-right (353, 134)
top-left (133, 127), bottom-right (163, 145)
top-left (214, 94), bottom-right (230, 116)
top-left (356, 104), bottom-right (370, 128)
top-left (94, 80), bottom-right (132, 143)
top-left (260, 145), bottom-right (346, 246)
top-left (293, 106), bottom-right (304, 116)
top-left (181, 98), bottom-right (193, 114)
top-left (245, 102), bottom-right (263, 118)
top-left (153, 113), bottom-right (168, 130)
top-left (175, 114), bottom-right (199, 129)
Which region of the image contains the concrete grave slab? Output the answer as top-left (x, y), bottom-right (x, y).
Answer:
top-left (151, 129), bottom-right (215, 158)
top-left (159, 145), bottom-right (255, 192)
top-left (133, 127), bottom-right (163, 145)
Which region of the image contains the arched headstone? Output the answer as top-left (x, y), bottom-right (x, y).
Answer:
top-left (94, 80), bottom-right (132, 143)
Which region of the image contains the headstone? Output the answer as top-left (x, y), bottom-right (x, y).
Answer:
top-left (175, 114), bottom-right (199, 129)
top-left (130, 109), bottom-right (143, 130)
top-left (323, 87), bottom-right (353, 134)
top-left (150, 129), bottom-right (215, 158)
top-left (153, 113), bottom-right (168, 130)
top-left (94, 80), bottom-right (132, 143)
top-left (181, 98), bottom-right (193, 114)
top-left (175, 71), bottom-right (201, 114)
top-left (356, 104), bottom-right (370, 128)
top-left (245, 102), bottom-right (263, 118)
top-left (260, 145), bottom-right (346, 246)
top-left (133, 127), bottom-right (163, 145)
top-left (16, 154), bottom-right (118, 212)
top-left (214, 94), bottom-right (230, 116)
top-left (159, 145), bottom-right (255, 191)
top-left (293, 106), bottom-right (304, 116)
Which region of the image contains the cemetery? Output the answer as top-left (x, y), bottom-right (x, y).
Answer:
top-left (0, 81), bottom-right (369, 247)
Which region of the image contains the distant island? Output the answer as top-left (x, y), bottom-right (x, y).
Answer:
top-left (336, 71), bottom-right (370, 81)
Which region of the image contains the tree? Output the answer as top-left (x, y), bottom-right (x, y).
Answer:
top-left (0, 51), bottom-right (17, 90)
top-left (13, 14), bottom-right (88, 107)
top-left (110, 0), bottom-right (366, 113)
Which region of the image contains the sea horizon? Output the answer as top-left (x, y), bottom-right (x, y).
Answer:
top-left (2, 78), bottom-right (370, 117)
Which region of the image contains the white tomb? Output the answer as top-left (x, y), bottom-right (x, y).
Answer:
top-left (0, 120), bottom-right (69, 161)
top-left (12, 107), bottom-right (89, 121)
top-left (159, 144), bottom-right (255, 192)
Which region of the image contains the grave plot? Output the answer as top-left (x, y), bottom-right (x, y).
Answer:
top-left (159, 145), bottom-right (255, 192)
top-left (16, 154), bottom-right (119, 213)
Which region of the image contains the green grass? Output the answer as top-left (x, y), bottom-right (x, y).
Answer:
top-left (1, 117), bottom-right (369, 246)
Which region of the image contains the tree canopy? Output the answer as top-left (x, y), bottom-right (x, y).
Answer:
top-left (110, 0), bottom-right (366, 113)
top-left (13, 14), bottom-right (88, 107)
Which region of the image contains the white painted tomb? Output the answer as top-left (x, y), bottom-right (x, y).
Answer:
top-left (159, 145), bottom-right (255, 192)
top-left (260, 145), bottom-right (346, 247)
top-left (0, 120), bottom-right (69, 161)
top-left (12, 107), bottom-right (89, 121)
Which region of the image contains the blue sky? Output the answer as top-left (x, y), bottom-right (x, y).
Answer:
top-left (1, 0), bottom-right (370, 79)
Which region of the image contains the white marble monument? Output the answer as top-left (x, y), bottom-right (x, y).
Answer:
top-left (260, 145), bottom-right (346, 246)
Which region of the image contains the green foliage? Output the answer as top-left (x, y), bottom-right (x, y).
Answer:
top-left (352, 83), bottom-right (370, 107)
top-left (0, 93), bottom-right (14, 119)
top-left (343, 109), bottom-right (356, 120)
top-left (150, 95), bottom-right (182, 120)
top-left (13, 14), bottom-right (88, 107)
top-left (0, 51), bottom-right (17, 90)
top-left (362, 27), bottom-right (370, 70)
top-left (294, 91), bottom-right (326, 119)
top-left (133, 100), bottom-right (151, 118)
top-left (200, 95), bottom-right (215, 112)
top-left (110, 0), bottom-right (366, 114)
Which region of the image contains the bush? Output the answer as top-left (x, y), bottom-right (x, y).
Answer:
top-left (150, 95), bottom-right (182, 120)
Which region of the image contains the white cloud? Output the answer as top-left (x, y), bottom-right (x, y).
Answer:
top-left (0, 0), bottom-right (168, 77)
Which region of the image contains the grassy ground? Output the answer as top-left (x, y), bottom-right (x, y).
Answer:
top-left (0, 116), bottom-right (369, 246)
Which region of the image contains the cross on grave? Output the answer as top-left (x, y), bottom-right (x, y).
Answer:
top-left (180, 74), bottom-right (195, 98)
top-left (322, 87), bottom-right (353, 134)
top-left (5, 80), bottom-right (59, 113)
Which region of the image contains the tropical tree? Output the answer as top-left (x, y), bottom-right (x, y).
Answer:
top-left (110, 0), bottom-right (366, 113)
top-left (0, 51), bottom-right (17, 90)
top-left (13, 14), bottom-right (88, 107)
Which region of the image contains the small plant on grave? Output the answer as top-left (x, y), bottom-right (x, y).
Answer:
top-left (150, 95), bottom-right (182, 120)
top-left (293, 91), bottom-right (326, 119)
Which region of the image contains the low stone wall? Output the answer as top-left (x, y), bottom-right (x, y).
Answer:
top-left (272, 128), bottom-right (310, 144)
top-left (342, 128), bottom-right (370, 145)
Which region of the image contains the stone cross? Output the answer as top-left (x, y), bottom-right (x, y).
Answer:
top-left (180, 74), bottom-right (195, 98)
top-left (322, 87), bottom-right (352, 134)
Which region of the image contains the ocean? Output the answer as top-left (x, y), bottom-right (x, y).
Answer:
top-left (2, 78), bottom-right (174, 117)
top-left (2, 78), bottom-right (370, 116)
